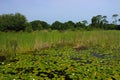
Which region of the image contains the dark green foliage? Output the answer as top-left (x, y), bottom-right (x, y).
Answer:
top-left (40, 21), bottom-right (50, 29)
top-left (30, 20), bottom-right (43, 31)
top-left (51, 21), bottom-right (63, 30)
top-left (91, 15), bottom-right (108, 29)
top-left (75, 21), bottom-right (86, 29)
top-left (90, 14), bottom-right (120, 30)
top-left (51, 21), bottom-right (76, 30)
top-left (112, 14), bottom-right (119, 24)
top-left (0, 13), bottom-right (27, 32)
top-left (105, 24), bottom-right (117, 30)
top-left (25, 23), bottom-right (33, 32)
top-left (30, 20), bottom-right (50, 31)
top-left (63, 21), bottom-right (75, 30)
top-left (0, 13), bottom-right (120, 32)
top-left (116, 25), bottom-right (120, 30)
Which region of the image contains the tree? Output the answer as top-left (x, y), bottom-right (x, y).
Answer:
top-left (51, 21), bottom-right (63, 30)
top-left (31, 20), bottom-right (50, 30)
top-left (0, 13), bottom-right (27, 31)
top-left (0, 14), bottom-right (14, 31)
top-left (102, 16), bottom-right (108, 24)
top-left (112, 14), bottom-right (119, 24)
top-left (81, 20), bottom-right (88, 28)
top-left (82, 20), bottom-right (88, 25)
top-left (75, 21), bottom-right (86, 29)
top-left (14, 13), bottom-right (27, 31)
top-left (30, 20), bottom-right (43, 31)
top-left (118, 19), bottom-right (120, 24)
top-left (105, 24), bottom-right (117, 30)
top-left (91, 15), bottom-right (108, 29)
top-left (63, 21), bottom-right (75, 30)
top-left (97, 15), bottom-right (103, 24)
top-left (0, 15), bottom-right (4, 31)
top-left (91, 16), bottom-right (100, 28)
top-left (101, 16), bottom-right (108, 29)
top-left (39, 21), bottom-right (50, 29)
top-left (25, 22), bottom-right (33, 32)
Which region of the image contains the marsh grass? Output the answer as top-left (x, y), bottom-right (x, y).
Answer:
top-left (0, 30), bottom-right (120, 55)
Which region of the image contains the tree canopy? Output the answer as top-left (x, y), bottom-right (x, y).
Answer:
top-left (0, 13), bottom-right (27, 31)
top-left (0, 13), bottom-right (120, 32)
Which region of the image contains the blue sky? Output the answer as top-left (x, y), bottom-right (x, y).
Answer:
top-left (0, 0), bottom-right (120, 24)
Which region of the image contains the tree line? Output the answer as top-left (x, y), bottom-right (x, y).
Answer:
top-left (0, 13), bottom-right (120, 32)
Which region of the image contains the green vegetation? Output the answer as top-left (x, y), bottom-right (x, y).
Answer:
top-left (0, 13), bottom-right (27, 32)
top-left (0, 12), bottom-right (120, 79)
top-left (0, 30), bottom-right (120, 79)
top-left (0, 13), bottom-right (120, 32)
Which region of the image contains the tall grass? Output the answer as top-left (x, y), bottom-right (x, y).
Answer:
top-left (0, 30), bottom-right (120, 54)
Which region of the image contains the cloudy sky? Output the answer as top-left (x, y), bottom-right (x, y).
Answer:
top-left (0, 0), bottom-right (120, 24)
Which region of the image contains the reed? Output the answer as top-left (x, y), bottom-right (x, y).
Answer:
top-left (0, 30), bottom-right (119, 55)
